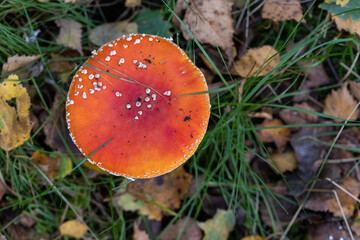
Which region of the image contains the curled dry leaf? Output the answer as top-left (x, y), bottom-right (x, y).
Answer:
top-left (233, 45), bottom-right (280, 77)
top-left (305, 177), bottom-right (360, 218)
top-left (323, 84), bottom-right (359, 122)
top-left (262, 0), bottom-right (305, 23)
top-left (269, 151), bottom-right (298, 174)
top-left (2, 54), bottom-right (41, 75)
top-left (133, 223), bottom-right (150, 240)
top-left (257, 118), bottom-right (291, 151)
top-left (180, 0), bottom-right (234, 51)
top-left (197, 209), bottom-right (235, 240)
top-left (89, 21), bottom-right (138, 46)
top-left (333, 15), bottom-right (360, 37)
top-left (55, 18), bottom-right (83, 55)
top-left (116, 167), bottom-right (192, 221)
top-left (0, 75), bottom-right (34, 151)
top-left (59, 220), bottom-right (87, 239)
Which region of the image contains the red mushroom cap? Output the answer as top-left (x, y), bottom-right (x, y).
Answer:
top-left (66, 34), bottom-right (210, 179)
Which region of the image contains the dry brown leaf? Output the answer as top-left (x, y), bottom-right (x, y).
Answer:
top-left (125, 0), bottom-right (141, 7)
top-left (262, 0), bottom-right (305, 23)
top-left (19, 212), bottom-right (37, 228)
top-left (49, 53), bottom-right (75, 82)
top-left (55, 19), bottom-right (83, 55)
top-left (31, 151), bottom-right (61, 180)
top-left (308, 221), bottom-right (351, 240)
top-left (0, 75), bottom-right (34, 151)
top-left (257, 118), bottom-right (291, 151)
top-left (160, 217), bottom-right (202, 240)
top-left (197, 209), bottom-right (235, 240)
top-left (333, 15), bottom-right (360, 37)
top-left (124, 167), bottom-right (192, 220)
top-left (180, 0), bottom-right (234, 51)
top-left (59, 220), bottom-right (87, 238)
top-left (233, 45), bottom-right (280, 77)
top-left (89, 21), bottom-right (138, 46)
top-left (133, 223), bottom-right (150, 240)
top-left (2, 54), bottom-right (41, 75)
top-left (349, 81), bottom-right (360, 101)
top-left (279, 102), bottom-right (318, 127)
top-left (305, 177), bottom-right (360, 217)
top-left (323, 84), bottom-right (359, 122)
top-left (270, 151), bottom-right (298, 174)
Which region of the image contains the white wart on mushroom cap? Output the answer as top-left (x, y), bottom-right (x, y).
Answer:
top-left (66, 34), bottom-right (210, 179)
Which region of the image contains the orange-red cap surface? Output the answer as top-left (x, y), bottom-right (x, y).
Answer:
top-left (66, 34), bottom-right (210, 179)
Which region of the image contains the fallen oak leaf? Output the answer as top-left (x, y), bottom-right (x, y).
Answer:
top-left (233, 45), bottom-right (280, 77)
top-left (0, 75), bottom-right (34, 151)
top-left (262, 0), bottom-right (305, 23)
top-left (269, 151), bottom-right (298, 174)
top-left (323, 84), bottom-right (359, 122)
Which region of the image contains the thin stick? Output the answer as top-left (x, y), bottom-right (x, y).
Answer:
top-left (332, 190), bottom-right (354, 240)
top-left (326, 178), bottom-right (360, 204)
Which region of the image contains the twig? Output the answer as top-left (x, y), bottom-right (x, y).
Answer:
top-left (341, 50), bottom-right (360, 82)
top-left (332, 190), bottom-right (354, 240)
top-left (279, 203), bottom-right (303, 240)
top-left (326, 178), bottom-right (360, 204)
top-left (340, 62), bottom-right (360, 80)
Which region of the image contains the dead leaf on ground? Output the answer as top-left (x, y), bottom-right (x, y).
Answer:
top-left (19, 212), bottom-right (37, 228)
top-left (55, 18), bottom-right (83, 55)
top-left (323, 84), bottom-right (359, 122)
top-left (59, 219), bottom-right (87, 238)
top-left (279, 102), bottom-right (318, 128)
top-left (0, 75), bottom-right (34, 151)
top-left (125, 0), bottom-right (141, 7)
top-left (305, 177), bottom-right (360, 217)
top-left (160, 217), bottom-right (202, 240)
top-left (133, 222), bottom-right (150, 240)
top-left (49, 53), bottom-right (76, 82)
top-left (2, 54), bottom-right (41, 76)
top-left (269, 151), bottom-right (298, 174)
top-left (333, 15), bottom-right (360, 37)
top-left (262, 0), bottom-right (305, 23)
top-left (89, 21), bottom-right (138, 46)
top-left (233, 45), bottom-right (280, 77)
top-left (180, 0), bottom-right (234, 52)
top-left (241, 236), bottom-right (264, 240)
top-left (308, 221), bottom-right (352, 240)
top-left (197, 209), bottom-right (235, 240)
top-left (31, 151), bottom-right (72, 180)
top-left (351, 211), bottom-right (360, 237)
top-left (257, 118), bottom-right (291, 151)
top-left (116, 167), bottom-right (192, 221)
top-left (349, 81), bottom-right (360, 101)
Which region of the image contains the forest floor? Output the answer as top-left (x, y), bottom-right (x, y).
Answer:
top-left (1, 0), bottom-right (360, 239)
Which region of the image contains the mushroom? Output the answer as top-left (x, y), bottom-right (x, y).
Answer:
top-left (66, 34), bottom-right (210, 179)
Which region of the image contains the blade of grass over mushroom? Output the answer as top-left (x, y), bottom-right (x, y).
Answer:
top-left (68, 138), bottom-right (114, 175)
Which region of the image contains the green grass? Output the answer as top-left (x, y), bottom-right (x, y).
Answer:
top-left (1, 0), bottom-right (360, 239)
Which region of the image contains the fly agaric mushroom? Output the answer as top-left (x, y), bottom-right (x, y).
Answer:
top-left (66, 33), bottom-right (210, 179)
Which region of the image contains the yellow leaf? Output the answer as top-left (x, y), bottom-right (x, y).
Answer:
top-left (83, 160), bottom-right (109, 175)
top-left (55, 19), bottom-right (83, 55)
top-left (269, 151), bottom-right (298, 174)
top-left (262, 0), bottom-right (305, 23)
top-left (233, 45), bottom-right (280, 77)
top-left (59, 220), bottom-right (87, 238)
top-left (323, 84), bottom-right (359, 122)
top-left (0, 75), bottom-right (33, 151)
top-left (241, 236), bottom-right (264, 240)
top-left (333, 15), bottom-right (360, 37)
top-left (197, 209), bottom-right (235, 240)
top-left (336, 0), bottom-right (350, 7)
